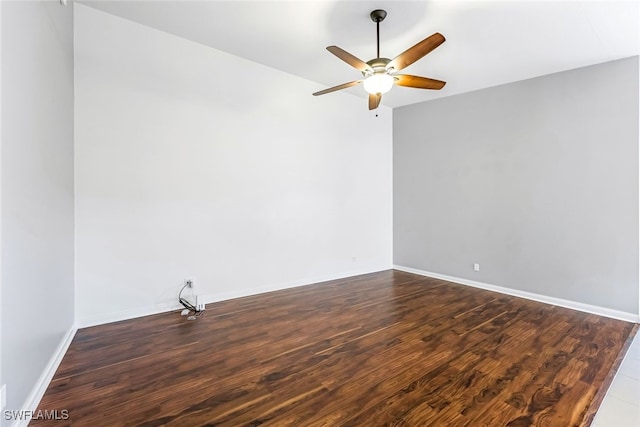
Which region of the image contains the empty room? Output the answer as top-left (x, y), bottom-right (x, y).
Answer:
top-left (1, 0), bottom-right (639, 426)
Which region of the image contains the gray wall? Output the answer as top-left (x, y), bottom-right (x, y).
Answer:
top-left (394, 56), bottom-right (639, 314)
top-left (1, 0), bottom-right (75, 419)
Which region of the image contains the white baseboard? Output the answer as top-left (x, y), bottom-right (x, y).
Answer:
top-left (77, 265), bottom-right (392, 328)
top-left (12, 325), bottom-right (77, 427)
top-left (198, 266), bottom-right (392, 308)
top-left (394, 265), bottom-right (640, 323)
top-left (78, 301), bottom-right (183, 329)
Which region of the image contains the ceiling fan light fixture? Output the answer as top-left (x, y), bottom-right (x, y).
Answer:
top-left (363, 72), bottom-right (394, 95)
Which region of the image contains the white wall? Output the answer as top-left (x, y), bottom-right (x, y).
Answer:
top-left (74, 5), bottom-right (393, 326)
top-left (1, 0), bottom-right (75, 421)
top-left (394, 57), bottom-right (639, 317)
top-left (0, 0), bottom-right (3, 411)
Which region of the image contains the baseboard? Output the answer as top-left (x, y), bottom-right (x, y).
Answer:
top-left (198, 266), bottom-right (392, 307)
top-left (77, 265), bottom-right (392, 328)
top-left (11, 325), bottom-right (77, 427)
top-left (78, 301), bottom-right (183, 329)
top-left (394, 265), bottom-right (640, 323)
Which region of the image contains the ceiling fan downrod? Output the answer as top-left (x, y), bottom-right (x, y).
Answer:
top-left (370, 9), bottom-right (387, 59)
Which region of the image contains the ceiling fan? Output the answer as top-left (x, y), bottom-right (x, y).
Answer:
top-left (313, 9), bottom-right (446, 110)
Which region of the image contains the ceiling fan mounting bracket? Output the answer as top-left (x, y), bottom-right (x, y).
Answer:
top-left (370, 9), bottom-right (387, 23)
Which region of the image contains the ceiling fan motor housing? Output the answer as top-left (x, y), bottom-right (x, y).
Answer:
top-left (364, 58), bottom-right (392, 78)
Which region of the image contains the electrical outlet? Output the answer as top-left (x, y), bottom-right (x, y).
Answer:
top-left (473, 263), bottom-right (480, 272)
top-left (185, 278), bottom-right (195, 292)
top-left (1, 384), bottom-right (7, 411)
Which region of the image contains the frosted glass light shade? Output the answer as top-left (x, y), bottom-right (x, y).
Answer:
top-left (363, 73), bottom-right (394, 94)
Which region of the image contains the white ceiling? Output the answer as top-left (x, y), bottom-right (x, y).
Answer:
top-left (78, 0), bottom-right (639, 109)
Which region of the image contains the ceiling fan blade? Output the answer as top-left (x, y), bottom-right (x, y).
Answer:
top-left (312, 80), bottom-right (363, 96)
top-left (368, 93), bottom-right (381, 110)
top-left (326, 46), bottom-right (372, 72)
top-left (388, 33), bottom-right (445, 72)
top-left (394, 74), bottom-right (446, 90)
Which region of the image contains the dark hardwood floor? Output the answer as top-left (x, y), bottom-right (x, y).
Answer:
top-left (35, 270), bottom-right (637, 426)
